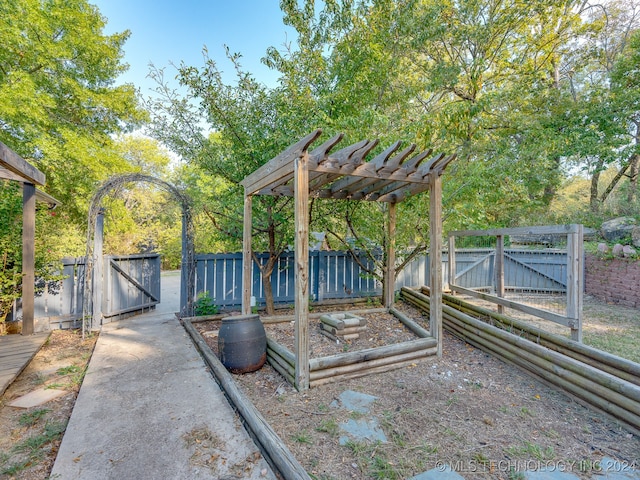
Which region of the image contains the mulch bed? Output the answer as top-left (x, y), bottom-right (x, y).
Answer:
top-left (194, 301), bottom-right (639, 480)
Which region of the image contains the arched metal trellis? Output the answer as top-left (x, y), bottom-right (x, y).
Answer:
top-left (82, 174), bottom-right (195, 335)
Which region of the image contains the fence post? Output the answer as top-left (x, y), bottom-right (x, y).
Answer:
top-left (495, 235), bottom-right (505, 314)
top-left (92, 208), bottom-right (104, 330)
top-left (567, 224), bottom-right (583, 342)
top-left (447, 235), bottom-right (455, 293)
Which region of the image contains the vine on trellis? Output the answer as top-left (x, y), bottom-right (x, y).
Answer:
top-left (82, 173), bottom-right (195, 336)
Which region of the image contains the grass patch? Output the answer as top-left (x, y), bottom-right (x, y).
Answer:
top-left (18, 409), bottom-right (50, 427)
top-left (316, 419), bottom-right (339, 436)
top-left (505, 441), bottom-right (554, 461)
top-left (292, 431), bottom-right (313, 444)
top-left (584, 328), bottom-right (640, 363)
top-left (13, 421), bottom-right (67, 456)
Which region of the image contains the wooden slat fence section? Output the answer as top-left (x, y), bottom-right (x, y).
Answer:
top-left (194, 249), bottom-right (568, 308)
top-left (32, 257), bottom-right (85, 330)
top-left (103, 254), bottom-right (161, 321)
top-left (21, 249), bottom-right (568, 326)
top-left (0, 332), bottom-right (49, 395)
top-left (194, 251), bottom-right (382, 307)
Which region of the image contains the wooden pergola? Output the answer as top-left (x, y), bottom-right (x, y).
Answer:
top-left (240, 129), bottom-right (455, 390)
top-left (0, 141), bottom-right (59, 335)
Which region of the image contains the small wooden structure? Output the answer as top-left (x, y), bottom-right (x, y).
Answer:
top-left (0, 332), bottom-right (49, 395)
top-left (240, 129), bottom-right (455, 390)
top-left (447, 224), bottom-right (584, 341)
top-left (0, 142), bottom-right (59, 335)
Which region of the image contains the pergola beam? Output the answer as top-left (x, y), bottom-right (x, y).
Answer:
top-left (0, 143), bottom-right (45, 186)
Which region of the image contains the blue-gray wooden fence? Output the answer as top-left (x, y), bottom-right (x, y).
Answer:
top-left (193, 248), bottom-right (569, 309)
top-left (102, 254), bottom-right (161, 321)
top-left (25, 248), bottom-right (569, 329)
top-left (28, 254), bottom-right (160, 330)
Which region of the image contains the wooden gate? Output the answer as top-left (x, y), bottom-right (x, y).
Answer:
top-left (101, 254), bottom-right (161, 323)
top-left (450, 249), bottom-right (567, 292)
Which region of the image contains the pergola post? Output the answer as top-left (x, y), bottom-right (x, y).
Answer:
top-left (294, 154), bottom-right (310, 390)
top-left (384, 202), bottom-right (397, 308)
top-left (429, 173), bottom-right (443, 357)
top-left (242, 194), bottom-right (253, 315)
top-left (21, 183), bottom-right (36, 335)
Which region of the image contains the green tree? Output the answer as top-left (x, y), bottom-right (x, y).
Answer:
top-left (148, 48), bottom-right (328, 313)
top-left (0, 0), bottom-right (147, 220)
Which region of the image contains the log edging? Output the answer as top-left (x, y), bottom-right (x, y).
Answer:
top-left (182, 319), bottom-right (312, 480)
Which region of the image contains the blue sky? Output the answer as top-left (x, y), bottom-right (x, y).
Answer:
top-left (92, 1), bottom-right (295, 93)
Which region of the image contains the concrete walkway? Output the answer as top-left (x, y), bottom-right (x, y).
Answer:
top-left (51, 272), bottom-right (276, 479)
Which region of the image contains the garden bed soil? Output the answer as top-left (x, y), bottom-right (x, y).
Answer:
top-left (195, 300), bottom-right (639, 480)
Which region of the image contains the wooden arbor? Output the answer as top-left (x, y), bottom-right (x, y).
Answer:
top-left (0, 142), bottom-right (59, 335)
top-left (240, 129), bottom-right (455, 390)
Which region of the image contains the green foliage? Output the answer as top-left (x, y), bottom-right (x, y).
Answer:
top-left (18, 409), bottom-right (50, 427)
top-left (194, 292), bottom-right (219, 316)
top-left (0, 0), bottom-right (147, 219)
top-left (0, 182), bottom-right (23, 323)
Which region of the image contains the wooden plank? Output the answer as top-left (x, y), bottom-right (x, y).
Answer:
top-left (322, 141), bottom-right (404, 196)
top-left (496, 235), bottom-right (505, 314)
top-left (307, 140), bottom-right (378, 192)
top-left (0, 333), bottom-right (49, 395)
top-left (240, 129), bottom-right (322, 195)
top-left (109, 259), bottom-right (159, 302)
top-left (450, 224), bottom-right (582, 238)
top-left (307, 133), bottom-right (345, 166)
top-left (92, 210), bottom-right (104, 328)
top-left (259, 133), bottom-right (352, 198)
top-left (450, 284), bottom-right (576, 327)
top-left (0, 141), bottom-right (46, 185)
top-left (294, 153), bottom-right (310, 390)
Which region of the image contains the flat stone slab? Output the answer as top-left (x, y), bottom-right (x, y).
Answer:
top-left (331, 389), bottom-right (377, 413)
top-left (8, 388), bottom-right (68, 408)
top-left (591, 457), bottom-right (640, 480)
top-left (338, 417), bottom-right (387, 445)
top-left (409, 464), bottom-right (465, 480)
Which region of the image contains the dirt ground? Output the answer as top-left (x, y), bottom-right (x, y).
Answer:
top-left (0, 330), bottom-right (97, 479)
top-left (0, 297), bottom-right (638, 479)
top-left (196, 299), bottom-right (640, 480)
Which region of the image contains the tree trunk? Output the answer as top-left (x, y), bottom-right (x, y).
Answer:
top-left (262, 269), bottom-right (276, 315)
top-left (590, 169), bottom-right (602, 213)
top-left (627, 153), bottom-right (639, 205)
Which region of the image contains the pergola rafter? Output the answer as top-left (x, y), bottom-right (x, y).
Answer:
top-left (240, 129), bottom-right (455, 390)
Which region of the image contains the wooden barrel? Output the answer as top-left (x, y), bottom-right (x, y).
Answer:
top-left (218, 314), bottom-right (267, 373)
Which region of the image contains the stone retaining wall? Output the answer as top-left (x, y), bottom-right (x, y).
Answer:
top-left (585, 254), bottom-right (640, 308)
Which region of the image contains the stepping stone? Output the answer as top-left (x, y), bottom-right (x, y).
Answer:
top-left (338, 417), bottom-right (387, 445)
top-left (331, 390), bottom-right (377, 413)
top-left (8, 388), bottom-right (67, 408)
top-left (592, 457), bottom-right (640, 480)
top-left (409, 464), bottom-right (466, 479)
